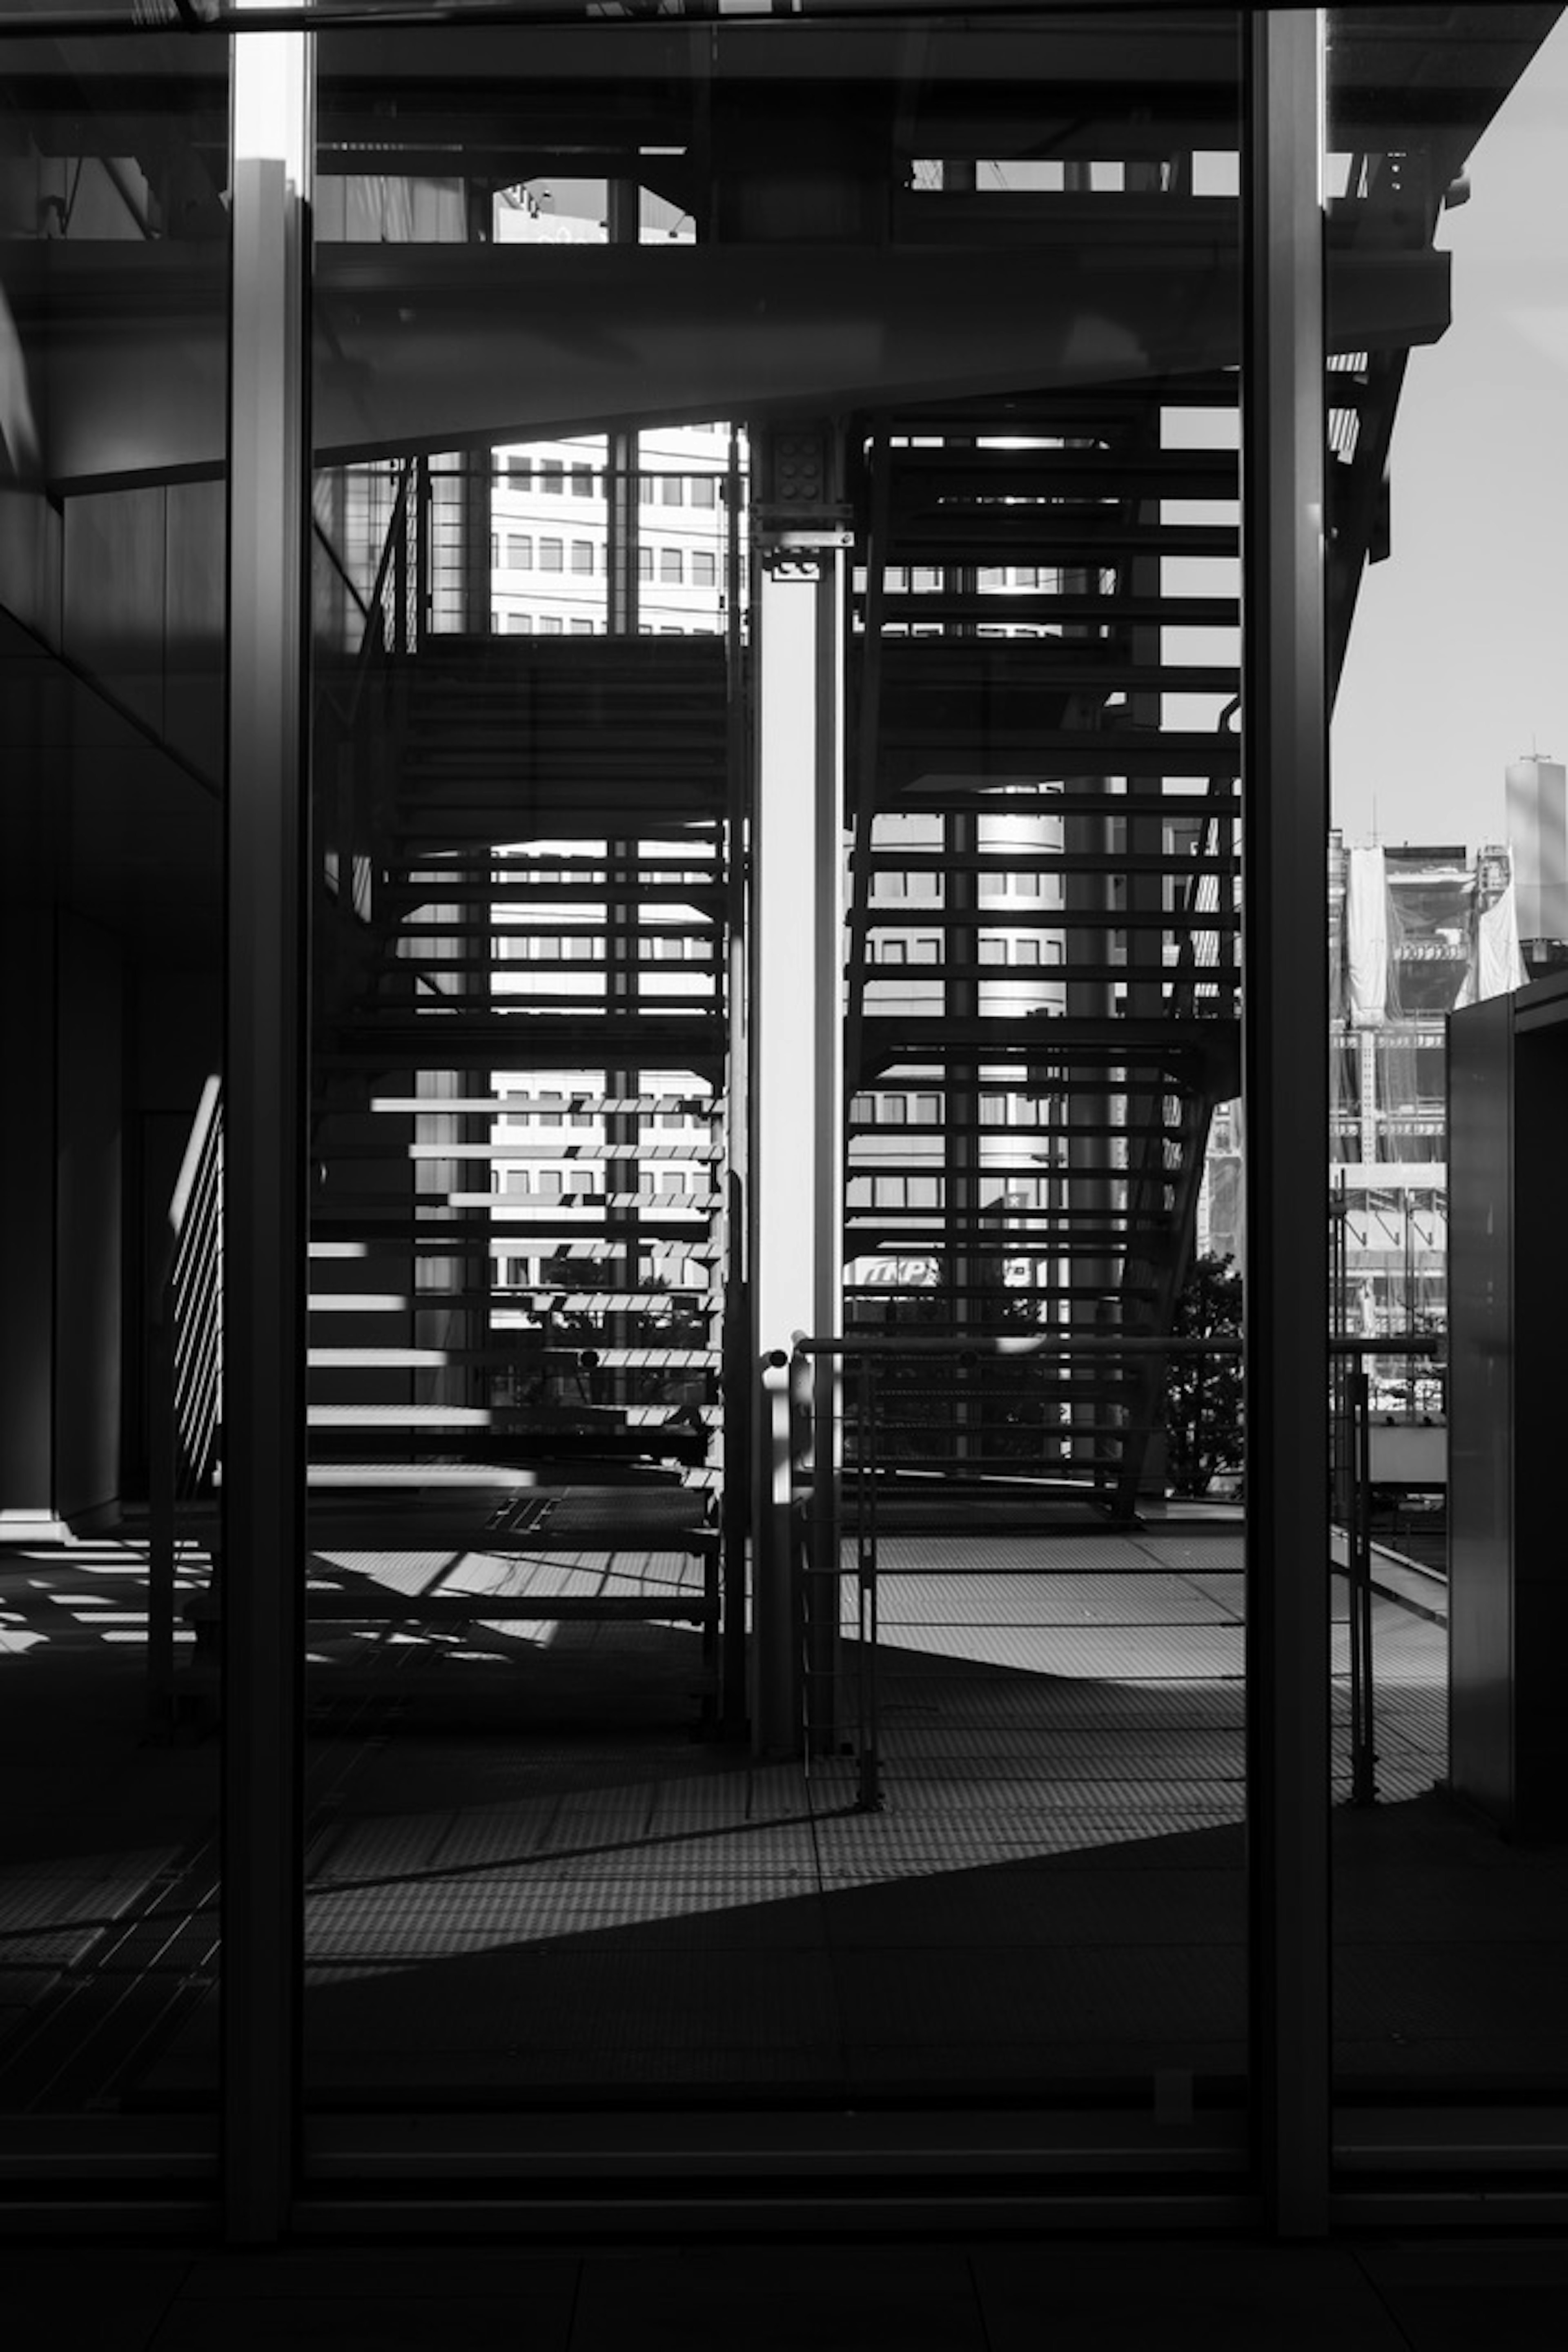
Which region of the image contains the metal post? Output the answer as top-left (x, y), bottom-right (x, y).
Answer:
top-left (1348, 1364), bottom-right (1377, 1806)
top-left (720, 423), bottom-right (750, 1733)
top-left (146, 1311), bottom-right (177, 1730)
top-left (1242, 9), bottom-right (1330, 2239)
top-left (748, 439), bottom-right (845, 1753)
top-left (223, 16), bottom-right (312, 2245)
top-left (854, 1349), bottom-right (882, 1813)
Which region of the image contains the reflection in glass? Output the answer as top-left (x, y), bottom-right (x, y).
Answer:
top-left (0, 33), bottom-right (228, 2136)
top-left (1327, 4), bottom-right (1568, 2137)
top-left (300, 12), bottom-right (1251, 2153)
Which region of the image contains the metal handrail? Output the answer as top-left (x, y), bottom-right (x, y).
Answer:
top-left (776, 1327), bottom-right (1447, 1810)
top-left (1328, 1333), bottom-right (1446, 1806)
top-left (317, 457), bottom-right (421, 925)
top-left (147, 1075), bottom-right (223, 1726)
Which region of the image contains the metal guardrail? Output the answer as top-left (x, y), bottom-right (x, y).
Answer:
top-left (147, 1075), bottom-right (223, 1726)
top-left (1330, 1335), bottom-right (1446, 1807)
top-left (773, 1328), bottom-right (1446, 1812)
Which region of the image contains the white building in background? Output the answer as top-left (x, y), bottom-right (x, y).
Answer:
top-left (1201, 825), bottom-right (1528, 1354)
top-left (488, 178), bottom-right (732, 644)
top-left (488, 425), bottom-right (731, 641)
top-left (474, 190), bottom-right (731, 1394)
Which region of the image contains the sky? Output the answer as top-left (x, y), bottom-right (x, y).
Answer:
top-left (1331, 10), bottom-right (1568, 851)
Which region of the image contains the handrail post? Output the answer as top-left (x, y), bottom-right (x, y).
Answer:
top-left (1347, 1363), bottom-right (1378, 1806)
top-left (854, 1348), bottom-right (882, 1812)
top-left (146, 1310), bottom-right (177, 1732)
top-left (806, 1340), bottom-right (840, 1757)
top-left (753, 1352), bottom-right (799, 1754)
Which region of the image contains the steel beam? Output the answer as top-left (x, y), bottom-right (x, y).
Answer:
top-left (221, 18), bottom-right (312, 2247)
top-left (19, 240), bottom-right (1447, 493)
top-left (1241, 8), bottom-right (1331, 2242)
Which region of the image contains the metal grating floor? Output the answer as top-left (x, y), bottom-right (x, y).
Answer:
top-left (15, 1528), bottom-right (1568, 2113)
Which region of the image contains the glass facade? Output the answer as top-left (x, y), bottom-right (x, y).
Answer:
top-left (0, 30), bottom-right (229, 2165)
top-left (1326, 2), bottom-right (1568, 2165)
top-left (0, 0), bottom-right (1562, 2232)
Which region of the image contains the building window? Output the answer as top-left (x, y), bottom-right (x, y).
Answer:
top-left (540, 614), bottom-right (563, 634)
top-left (659, 548), bottom-right (683, 584)
top-left (638, 547), bottom-right (654, 580)
top-left (506, 533), bottom-right (532, 570)
top-left (570, 617), bottom-right (594, 635)
top-left (570, 465), bottom-right (595, 497)
top-left (539, 538), bottom-right (564, 572)
top-left (692, 550), bottom-right (717, 588)
top-left (506, 454), bottom-right (530, 483)
top-left (539, 460), bottom-right (565, 494)
top-left (570, 540), bottom-right (594, 575)
top-left (505, 612), bottom-right (532, 635)
top-left (691, 477), bottom-right (717, 508)
top-left (662, 476), bottom-right (682, 506)
top-left (639, 477), bottom-right (656, 505)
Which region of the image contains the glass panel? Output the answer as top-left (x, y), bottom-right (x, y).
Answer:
top-left (304, 7), bottom-right (1245, 2171)
top-left (0, 32), bottom-right (227, 2156)
top-left (1327, 4), bottom-right (1568, 2164)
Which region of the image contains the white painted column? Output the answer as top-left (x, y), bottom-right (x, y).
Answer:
top-left (749, 533), bottom-right (844, 1755)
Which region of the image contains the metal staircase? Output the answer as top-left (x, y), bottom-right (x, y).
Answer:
top-left (843, 383), bottom-right (1241, 1521)
top-left (303, 583), bottom-right (738, 1715)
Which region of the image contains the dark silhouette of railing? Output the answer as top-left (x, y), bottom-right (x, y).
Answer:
top-left (147, 1074), bottom-right (223, 1725)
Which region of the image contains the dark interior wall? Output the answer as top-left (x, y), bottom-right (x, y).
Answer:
top-left (1448, 992), bottom-right (1514, 1824)
top-left (53, 908), bottom-right (123, 1520)
top-left (0, 483), bottom-right (62, 650)
top-left (1450, 988), bottom-right (1568, 1839)
top-left (0, 593), bottom-right (222, 1519)
top-left (0, 904), bottom-right (58, 1517)
top-left (1510, 1020), bottom-right (1568, 1835)
top-left (62, 479), bottom-right (225, 784)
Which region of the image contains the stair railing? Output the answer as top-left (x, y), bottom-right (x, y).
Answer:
top-left (318, 457), bottom-right (423, 929)
top-left (1109, 720), bottom-right (1242, 1515)
top-left (1330, 1333), bottom-right (1446, 1808)
top-left (147, 1074), bottom-right (223, 1725)
top-left (782, 1329), bottom-right (1245, 1807)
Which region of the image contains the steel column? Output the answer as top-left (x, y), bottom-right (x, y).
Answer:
top-left (222, 20), bottom-right (312, 2245)
top-left (748, 512), bottom-right (844, 1755)
top-left (1241, 9), bottom-right (1331, 2241)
